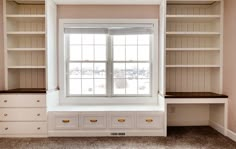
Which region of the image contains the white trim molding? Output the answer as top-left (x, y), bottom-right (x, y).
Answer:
top-left (227, 129), bottom-right (236, 142)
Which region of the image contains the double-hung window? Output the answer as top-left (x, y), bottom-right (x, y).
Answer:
top-left (60, 20), bottom-right (158, 102)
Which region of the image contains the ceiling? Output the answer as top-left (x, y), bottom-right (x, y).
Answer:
top-left (53, 0), bottom-right (162, 5)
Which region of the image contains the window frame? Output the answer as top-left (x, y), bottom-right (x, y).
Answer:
top-left (59, 19), bottom-right (159, 105)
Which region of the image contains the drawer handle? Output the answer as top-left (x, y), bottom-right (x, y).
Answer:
top-left (37, 100), bottom-right (40, 103)
top-left (146, 119), bottom-right (153, 123)
top-left (62, 120), bottom-right (70, 123)
top-left (5, 127), bottom-right (8, 130)
top-left (37, 127), bottom-right (41, 130)
top-left (90, 120), bottom-right (98, 123)
top-left (37, 114), bottom-right (41, 116)
top-left (4, 114), bottom-right (8, 116)
top-left (4, 100), bottom-right (7, 103)
top-left (118, 119), bottom-right (126, 123)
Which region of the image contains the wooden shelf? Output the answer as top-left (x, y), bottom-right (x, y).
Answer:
top-left (8, 66), bottom-right (46, 69)
top-left (7, 32), bottom-right (45, 35)
top-left (166, 65), bottom-right (220, 68)
top-left (167, 0), bottom-right (220, 5)
top-left (166, 15), bottom-right (220, 21)
top-left (166, 48), bottom-right (220, 51)
top-left (166, 32), bottom-right (220, 36)
top-left (7, 48), bottom-right (46, 51)
top-left (6, 15), bottom-right (45, 21)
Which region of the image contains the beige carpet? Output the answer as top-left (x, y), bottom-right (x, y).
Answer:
top-left (0, 127), bottom-right (235, 149)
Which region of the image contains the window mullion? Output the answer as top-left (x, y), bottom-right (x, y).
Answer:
top-left (107, 34), bottom-right (112, 97)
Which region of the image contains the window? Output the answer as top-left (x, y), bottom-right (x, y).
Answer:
top-left (60, 19), bottom-right (158, 103)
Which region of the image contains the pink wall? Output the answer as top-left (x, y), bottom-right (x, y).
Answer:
top-left (57, 5), bottom-right (159, 19)
top-left (223, 0), bottom-right (236, 133)
top-left (0, 0), bottom-right (4, 90)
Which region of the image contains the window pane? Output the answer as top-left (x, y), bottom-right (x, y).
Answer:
top-left (138, 46), bottom-right (150, 61)
top-left (126, 63), bottom-right (137, 79)
top-left (126, 46), bottom-right (137, 61)
top-left (94, 63), bottom-right (106, 78)
top-left (69, 63), bottom-right (81, 78)
top-left (95, 34), bottom-right (106, 45)
top-left (113, 63), bottom-right (125, 78)
top-left (138, 63), bottom-right (150, 78)
top-left (95, 79), bottom-right (106, 94)
top-left (113, 46), bottom-right (125, 61)
top-left (126, 35), bottom-right (137, 45)
top-left (138, 79), bottom-right (150, 94)
top-left (82, 63), bottom-right (93, 78)
top-left (95, 45), bottom-right (106, 61)
top-left (70, 45), bottom-right (81, 61)
top-left (82, 34), bottom-right (94, 44)
top-left (138, 35), bottom-right (149, 45)
top-left (82, 79), bottom-right (93, 94)
top-left (113, 35), bottom-right (125, 45)
top-left (70, 34), bottom-right (81, 45)
top-left (113, 79), bottom-right (126, 94)
top-left (69, 79), bottom-right (81, 95)
top-left (82, 45), bottom-right (94, 60)
top-left (126, 79), bottom-right (137, 94)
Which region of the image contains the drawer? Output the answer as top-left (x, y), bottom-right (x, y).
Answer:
top-left (0, 122), bottom-right (47, 135)
top-left (136, 112), bottom-right (164, 129)
top-left (0, 94), bottom-right (46, 108)
top-left (80, 112), bottom-right (106, 129)
top-left (108, 112), bottom-right (134, 129)
top-left (55, 113), bottom-right (78, 130)
top-left (0, 108), bottom-right (46, 121)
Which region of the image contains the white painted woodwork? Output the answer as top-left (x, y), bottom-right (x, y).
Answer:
top-left (54, 113), bottom-right (79, 130)
top-left (0, 122), bottom-right (47, 135)
top-left (136, 112), bottom-right (164, 129)
top-left (80, 112), bottom-right (107, 129)
top-left (0, 94), bottom-right (46, 108)
top-left (0, 108), bottom-right (47, 121)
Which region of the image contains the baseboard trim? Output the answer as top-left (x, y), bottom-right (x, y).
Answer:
top-left (209, 120), bottom-right (225, 135)
top-left (227, 129), bottom-right (236, 142)
top-left (167, 120), bottom-right (209, 126)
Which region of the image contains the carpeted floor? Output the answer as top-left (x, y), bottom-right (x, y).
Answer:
top-left (0, 127), bottom-right (235, 149)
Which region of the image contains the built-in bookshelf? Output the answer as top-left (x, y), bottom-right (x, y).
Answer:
top-left (4, 0), bottom-right (46, 90)
top-left (165, 0), bottom-right (223, 94)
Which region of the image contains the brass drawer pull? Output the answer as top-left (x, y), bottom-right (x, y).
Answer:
top-left (62, 120), bottom-right (70, 123)
top-left (4, 100), bottom-right (7, 103)
top-left (146, 119), bottom-right (153, 123)
top-left (90, 120), bottom-right (98, 123)
top-left (37, 127), bottom-right (41, 130)
top-left (118, 119), bottom-right (126, 123)
top-left (37, 100), bottom-right (40, 103)
top-left (4, 114), bottom-right (8, 116)
top-left (5, 127), bottom-right (8, 130)
top-left (37, 114), bottom-right (41, 116)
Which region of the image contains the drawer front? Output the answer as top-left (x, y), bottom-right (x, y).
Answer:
top-left (0, 94), bottom-right (46, 108)
top-left (55, 113), bottom-right (78, 130)
top-left (81, 112), bottom-right (106, 129)
top-left (136, 112), bottom-right (164, 129)
top-left (0, 122), bottom-right (47, 135)
top-left (0, 108), bottom-right (46, 121)
top-left (109, 112), bottom-right (134, 129)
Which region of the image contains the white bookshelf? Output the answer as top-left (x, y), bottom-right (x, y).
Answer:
top-left (4, 0), bottom-right (46, 90)
top-left (165, 0), bottom-right (223, 94)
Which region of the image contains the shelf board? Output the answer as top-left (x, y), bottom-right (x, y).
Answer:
top-left (9, 0), bottom-right (45, 4)
top-left (165, 92), bottom-right (228, 99)
top-left (6, 15), bottom-right (45, 21)
top-left (166, 15), bottom-right (220, 21)
top-left (8, 66), bottom-right (46, 69)
top-left (166, 32), bottom-right (220, 36)
top-left (166, 48), bottom-right (220, 51)
top-left (167, 0), bottom-right (220, 5)
top-left (7, 48), bottom-right (46, 51)
top-left (166, 65), bottom-right (220, 68)
top-left (7, 32), bottom-right (45, 35)
top-left (0, 88), bottom-right (47, 94)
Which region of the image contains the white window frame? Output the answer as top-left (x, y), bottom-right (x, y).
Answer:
top-left (59, 19), bottom-right (159, 105)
